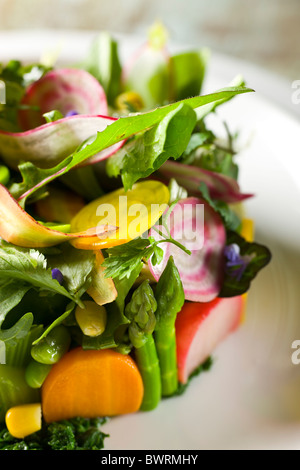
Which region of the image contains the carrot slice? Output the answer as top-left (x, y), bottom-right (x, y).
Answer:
top-left (41, 348), bottom-right (144, 423)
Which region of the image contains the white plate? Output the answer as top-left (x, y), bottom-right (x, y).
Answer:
top-left (1, 29), bottom-right (300, 450)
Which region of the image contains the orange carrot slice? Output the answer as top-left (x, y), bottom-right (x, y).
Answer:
top-left (42, 348), bottom-right (144, 423)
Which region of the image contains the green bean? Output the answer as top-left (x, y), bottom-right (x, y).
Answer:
top-left (25, 359), bottom-right (52, 388)
top-left (154, 256), bottom-right (185, 396)
top-left (31, 325), bottom-right (71, 365)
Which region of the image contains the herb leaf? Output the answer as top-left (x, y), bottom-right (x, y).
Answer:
top-left (199, 181), bottom-right (241, 231)
top-left (107, 102), bottom-right (197, 190)
top-left (17, 86), bottom-right (254, 203)
top-left (219, 230), bottom-right (272, 297)
top-left (0, 242), bottom-right (81, 329)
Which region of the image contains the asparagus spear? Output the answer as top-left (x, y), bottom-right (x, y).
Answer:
top-left (125, 280), bottom-right (161, 411)
top-left (154, 256), bottom-right (185, 396)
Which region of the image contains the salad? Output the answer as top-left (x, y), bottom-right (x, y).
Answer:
top-left (0, 23), bottom-right (271, 450)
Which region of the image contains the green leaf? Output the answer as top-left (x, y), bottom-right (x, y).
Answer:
top-left (181, 131), bottom-right (214, 162)
top-left (18, 86), bottom-right (254, 203)
top-left (195, 74), bottom-right (246, 121)
top-left (108, 102), bottom-right (197, 190)
top-left (103, 238), bottom-right (152, 281)
top-left (3, 319), bottom-right (43, 367)
top-left (219, 230), bottom-right (272, 297)
top-left (47, 244), bottom-right (95, 300)
top-left (170, 49), bottom-right (209, 101)
top-left (0, 312), bottom-right (33, 343)
top-left (83, 32), bottom-right (122, 105)
top-left (0, 242), bottom-right (76, 303)
top-left (0, 60), bottom-right (50, 132)
top-left (43, 109), bottom-right (64, 123)
top-left (0, 280), bottom-right (31, 327)
top-left (198, 181), bottom-right (241, 231)
top-left (173, 356), bottom-right (213, 396)
top-left (32, 301), bottom-right (75, 345)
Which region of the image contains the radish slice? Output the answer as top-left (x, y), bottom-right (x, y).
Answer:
top-left (175, 297), bottom-right (243, 383)
top-left (18, 68), bottom-right (108, 130)
top-left (158, 160), bottom-right (253, 203)
top-left (148, 197), bottom-right (226, 302)
top-left (0, 114), bottom-right (124, 169)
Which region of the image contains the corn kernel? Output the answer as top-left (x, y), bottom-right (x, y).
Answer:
top-left (5, 403), bottom-right (42, 439)
top-left (75, 301), bottom-right (107, 337)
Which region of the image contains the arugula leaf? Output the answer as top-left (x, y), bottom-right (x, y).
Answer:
top-left (17, 86), bottom-right (254, 203)
top-left (219, 230), bottom-right (272, 297)
top-left (107, 102), bottom-right (197, 190)
top-left (195, 74), bottom-right (246, 122)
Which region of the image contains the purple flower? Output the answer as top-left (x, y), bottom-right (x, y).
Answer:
top-left (51, 268), bottom-right (64, 285)
top-left (224, 243), bottom-right (250, 281)
top-left (65, 110), bottom-right (78, 117)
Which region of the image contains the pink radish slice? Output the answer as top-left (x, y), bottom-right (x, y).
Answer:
top-left (148, 197), bottom-right (226, 302)
top-left (175, 297), bottom-right (243, 383)
top-left (158, 160), bottom-right (253, 203)
top-left (18, 68), bottom-right (108, 130)
top-left (0, 114), bottom-right (124, 169)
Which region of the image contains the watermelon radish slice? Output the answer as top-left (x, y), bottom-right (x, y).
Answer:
top-left (175, 297), bottom-right (243, 383)
top-left (148, 197), bottom-right (226, 302)
top-left (0, 114), bottom-right (124, 169)
top-left (18, 68), bottom-right (108, 130)
top-left (158, 160), bottom-right (253, 203)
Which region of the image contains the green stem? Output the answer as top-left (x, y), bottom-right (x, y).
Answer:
top-left (134, 334), bottom-right (161, 411)
top-left (154, 256), bottom-right (185, 397)
top-left (154, 325), bottom-right (177, 396)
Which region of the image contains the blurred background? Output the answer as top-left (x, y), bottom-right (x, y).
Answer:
top-left (0, 0), bottom-right (298, 81)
